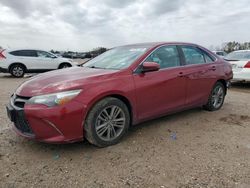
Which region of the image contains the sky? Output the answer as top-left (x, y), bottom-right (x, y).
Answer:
top-left (0, 0), bottom-right (249, 51)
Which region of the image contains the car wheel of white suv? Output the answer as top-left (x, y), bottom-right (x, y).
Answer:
top-left (59, 63), bottom-right (72, 69)
top-left (10, 64), bottom-right (25, 78)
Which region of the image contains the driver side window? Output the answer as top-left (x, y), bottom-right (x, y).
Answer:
top-left (145, 46), bottom-right (181, 69)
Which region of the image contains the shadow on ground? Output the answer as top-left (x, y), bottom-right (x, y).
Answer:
top-left (231, 82), bottom-right (250, 93)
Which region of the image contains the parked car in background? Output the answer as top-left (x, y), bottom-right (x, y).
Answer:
top-left (62, 52), bottom-right (87, 59)
top-left (224, 50), bottom-right (250, 82)
top-left (6, 42), bottom-right (232, 147)
top-left (0, 49), bottom-right (78, 77)
top-left (212, 51), bottom-right (227, 58)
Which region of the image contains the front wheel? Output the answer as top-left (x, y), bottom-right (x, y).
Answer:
top-left (84, 97), bottom-right (130, 147)
top-left (204, 82), bottom-right (226, 111)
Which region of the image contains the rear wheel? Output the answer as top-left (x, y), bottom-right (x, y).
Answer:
top-left (10, 64), bottom-right (25, 78)
top-left (59, 63), bottom-right (71, 69)
top-left (204, 82), bottom-right (226, 111)
top-left (84, 97), bottom-right (130, 147)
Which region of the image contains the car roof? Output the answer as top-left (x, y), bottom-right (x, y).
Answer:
top-left (118, 42), bottom-right (201, 48)
top-left (6, 49), bottom-right (49, 52)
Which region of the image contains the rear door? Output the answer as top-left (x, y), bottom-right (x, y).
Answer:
top-left (133, 45), bottom-right (187, 121)
top-left (179, 45), bottom-right (218, 106)
top-left (36, 50), bottom-right (58, 70)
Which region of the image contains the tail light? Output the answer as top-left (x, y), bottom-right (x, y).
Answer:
top-left (0, 50), bottom-right (6, 59)
top-left (244, 61), bottom-right (250, 68)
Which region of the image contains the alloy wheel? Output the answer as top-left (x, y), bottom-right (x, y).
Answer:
top-left (211, 85), bottom-right (224, 109)
top-left (12, 66), bottom-right (24, 77)
top-left (95, 105), bottom-right (126, 141)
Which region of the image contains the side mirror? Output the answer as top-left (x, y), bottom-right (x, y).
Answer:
top-left (142, 62), bottom-right (160, 72)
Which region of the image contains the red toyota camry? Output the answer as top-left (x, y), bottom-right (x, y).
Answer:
top-left (6, 42), bottom-right (233, 147)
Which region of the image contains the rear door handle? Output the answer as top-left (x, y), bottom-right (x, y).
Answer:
top-left (178, 72), bottom-right (186, 77)
top-left (209, 66), bottom-right (216, 71)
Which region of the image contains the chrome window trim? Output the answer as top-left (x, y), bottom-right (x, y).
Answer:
top-left (133, 44), bottom-right (218, 74)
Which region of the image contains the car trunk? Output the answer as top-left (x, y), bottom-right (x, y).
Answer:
top-left (228, 60), bottom-right (248, 73)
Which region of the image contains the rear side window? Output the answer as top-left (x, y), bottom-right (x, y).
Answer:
top-left (204, 53), bottom-right (214, 63)
top-left (37, 51), bottom-right (55, 58)
top-left (10, 50), bottom-right (37, 57)
top-left (181, 46), bottom-right (205, 65)
top-left (145, 46), bottom-right (181, 69)
top-left (181, 46), bottom-right (215, 65)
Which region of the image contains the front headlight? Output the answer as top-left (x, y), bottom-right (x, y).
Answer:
top-left (27, 90), bottom-right (82, 107)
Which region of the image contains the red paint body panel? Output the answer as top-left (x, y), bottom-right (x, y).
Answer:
top-left (9, 42), bottom-right (233, 143)
top-left (133, 67), bottom-right (186, 121)
top-left (23, 101), bottom-right (86, 143)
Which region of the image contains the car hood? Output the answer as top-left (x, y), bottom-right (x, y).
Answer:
top-left (16, 67), bottom-right (120, 97)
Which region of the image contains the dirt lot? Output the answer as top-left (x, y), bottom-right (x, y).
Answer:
top-left (0, 73), bottom-right (250, 188)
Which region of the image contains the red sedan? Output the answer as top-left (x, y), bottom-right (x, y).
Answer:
top-left (6, 42), bottom-right (233, 147)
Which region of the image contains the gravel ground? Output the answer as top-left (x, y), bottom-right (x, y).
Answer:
top-left (0, 73), bottom-right (250, 188)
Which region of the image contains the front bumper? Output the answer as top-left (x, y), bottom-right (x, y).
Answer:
top-left (6, 96), bottom-right (87, 143)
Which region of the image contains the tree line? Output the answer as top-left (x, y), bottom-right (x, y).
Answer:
top-left (222, 42), bottom-right (250, 53)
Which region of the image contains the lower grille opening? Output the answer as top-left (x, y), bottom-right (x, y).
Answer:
top-left (14, 110), bottom-right (33, 134)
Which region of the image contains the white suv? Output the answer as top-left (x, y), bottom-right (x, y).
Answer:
top-left (0, 49), bottom-right (78, 77)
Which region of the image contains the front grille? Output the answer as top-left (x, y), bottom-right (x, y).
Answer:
top-left (13, 95), bottom-right (31, 108)
top-left (10, 94), bottom-right (33, 134)
top-left (14, 110), bottom-right (33, 134)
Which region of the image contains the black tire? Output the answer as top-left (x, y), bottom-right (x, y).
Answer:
top-left (10, 64), bottom-right (25, 78)
top-left (204, 82), bottom-right (226, 111)
top-left (59, 63), bottom-right (72, 69)
top-left (84, 97), bottom-right (130, 147)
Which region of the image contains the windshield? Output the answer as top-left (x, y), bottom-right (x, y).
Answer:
top-left (225, 51), bottom-right (250, 60)
top-left (83, 46), bottom-right (148, 70)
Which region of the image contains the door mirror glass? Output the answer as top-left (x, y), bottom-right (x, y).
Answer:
top-left (142, 62), bottom-right (160, 72)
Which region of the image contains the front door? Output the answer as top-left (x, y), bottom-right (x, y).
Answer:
top-left (133, 45), bottom-right (186, 121)
top-left (36, 50), bottom-right (57, 70)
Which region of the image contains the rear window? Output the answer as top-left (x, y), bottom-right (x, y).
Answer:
top-left (10, 50), bottom-right (37, 57)
top-left (225, 51), bottom-right (250, 61)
